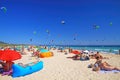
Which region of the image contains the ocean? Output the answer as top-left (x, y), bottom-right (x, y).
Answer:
top-left (5, 45), bottom-right (119, 54)
top-left (50, 45), bottom-right (120, 54)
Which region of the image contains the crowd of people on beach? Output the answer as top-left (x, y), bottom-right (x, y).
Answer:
top-left (90, 56), bottom-right (120, 71)
top-left (0, 46), bottom-right (42, 76)
top-left (0, 45), bottom-right (120, 77)
top-left (67, 49), bottom-right (120, 72)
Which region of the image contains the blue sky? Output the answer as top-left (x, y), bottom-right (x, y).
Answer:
top-left (0, 0), bottom-right (120, 45)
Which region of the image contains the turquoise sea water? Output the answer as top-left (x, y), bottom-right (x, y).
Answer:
top-left (51, 45), bottom-right (120, 54)
top-left (1, 45), bottom-right (119, 54)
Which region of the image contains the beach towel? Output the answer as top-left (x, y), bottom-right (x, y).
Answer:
top-left (2, 69), bottom-right (13, 76)
top-left (99, 70), bottom-right (120, 73)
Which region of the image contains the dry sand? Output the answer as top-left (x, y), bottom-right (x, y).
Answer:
top-left (0, 49), bottom-right (120, 80)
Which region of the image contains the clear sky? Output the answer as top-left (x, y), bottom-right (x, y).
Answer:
top-left (0, 0), bottom-right (120, 45)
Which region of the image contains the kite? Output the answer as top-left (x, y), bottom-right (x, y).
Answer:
top-left (51, 40), bottom-right (54, 42)
top-left (109, 22), bottom-right (112, 26)
top-left (74, 33), bottom-right (78, 37)
top-left (61, 20), bottom-right (65, 24)
top-left (33, 31), bottom-right (36, 34)
top-left (1, 7), bottom-right (7, 13)
top-left (96, 40), bottom-right (98, 41)
top-left (73, 33), bottom-right (77, 40)
top-left (93, 24), bottom-right (100, 29)
top-left (30, 39), bottom-right (32, 42)
top-left (95, 26), bottom-right (100, 29)
top-left (73, 38), bottom-right (76, 40)
top-left (102, 40), bottom-right (104, 41)
top-left (46, 30), bottom-right (50, 34)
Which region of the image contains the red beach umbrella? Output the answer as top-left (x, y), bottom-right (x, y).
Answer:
top-left (71, 50), bottom-right (80, 54)
top-left (0, 50), bottom-right (3, 56)
top-left (0, 49), bottom-right (21, 61)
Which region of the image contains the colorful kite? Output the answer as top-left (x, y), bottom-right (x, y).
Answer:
top-left (93, 24), bottom-right (100, 29)
top-left (46, 30), bottom-right (50, 34)
top-left (61, 20), bottom-right (65, 24)
top-left (1, 7), bottom-right (7, 13)
top-left (73, 38), bottom-right (76, 40)
top-left (30, 38), bottom-right (32, 42)
top-left (33, 31), bottom-right (36, 34)
top-left (109, 22), bottom-right (112, 26)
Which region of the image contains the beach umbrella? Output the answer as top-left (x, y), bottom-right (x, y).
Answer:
top-left (83, 50), bottom-right (89, 54)
top-left (0, 49), bottom-right (21, 61)
top-left (0, 50), bottom-right (3, 56)
top-left (71, 50), bottom-right (80, 54)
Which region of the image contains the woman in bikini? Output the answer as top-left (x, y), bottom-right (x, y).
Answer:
top-left (92, 56), bottom-right (120, 71)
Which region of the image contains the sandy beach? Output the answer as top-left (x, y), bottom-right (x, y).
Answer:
top-left (1, 0), bottom-right (120, 80)
top-left (0, 49), bottom-right (120, 80)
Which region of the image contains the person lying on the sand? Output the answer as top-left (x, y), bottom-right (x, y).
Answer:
top-left (67, 54), bottom-right (81, 59)
top-left (89, 52), bottom-right (109, 59)
top-left (18, 61), bottom-right (39, 68)
top-left (92, 56), bottom-right (120, 71)
top-left (67, 53), bottom-right (90, 60)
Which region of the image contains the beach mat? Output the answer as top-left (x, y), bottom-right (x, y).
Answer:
top-left (99, 70), bottom-right (120, 73)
